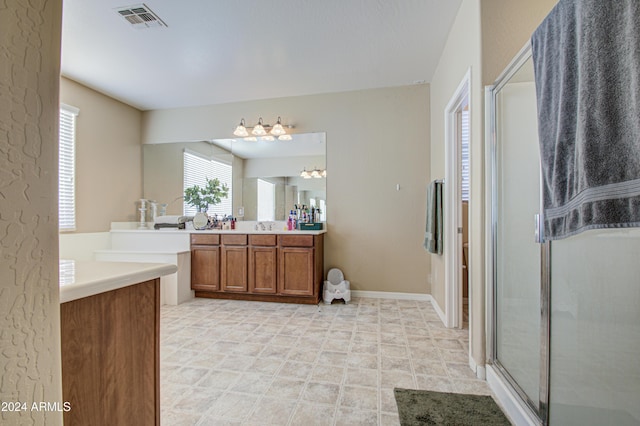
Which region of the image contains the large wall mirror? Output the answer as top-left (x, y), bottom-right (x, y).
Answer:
top-left (143, 132), bottom-right (326, 221)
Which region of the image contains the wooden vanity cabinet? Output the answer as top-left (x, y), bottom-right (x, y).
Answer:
top-left (249, 234), bottom-right (277, 294)
top-left (191, 234), bottom-right (220, 291)
top-left (278, 235), bottom-right (316, 296)
top-left (221, 234), bottom-right (248, 292)
top-left (191, 232), bottom-right (324, 304)
top-left (61, 279), bottom-right (160, 426)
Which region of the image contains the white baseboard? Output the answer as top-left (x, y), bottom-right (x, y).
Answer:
top-left (350, 290), bottom-right (432, 301)
top-left (469, 355), bottom-right (484, 379)
top-left (487, 365), bottom-right (539, 426)
top-left (430, 297), bottom-right (447, 326)
top-left (349, 291), bottom-right (448, 329)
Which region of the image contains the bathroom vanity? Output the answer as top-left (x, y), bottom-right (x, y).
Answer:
top-left (59, 260), bottom-right (177, 426)
top-left (191, 231), bottom-right (324, 304)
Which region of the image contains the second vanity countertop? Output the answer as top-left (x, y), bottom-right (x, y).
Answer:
top-left (60, 260), bottom-right (178, 303)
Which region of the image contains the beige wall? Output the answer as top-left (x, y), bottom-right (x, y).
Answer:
top-left (430, 0), bottom-right (558, 370)
top-left (143, 86), bottom-right (431, 294)
top-left (0, 1), bottom-right (63, 424)
top-left (429, 1), bottom-right (483, 366)
top-left (60, 77), bottom-right (143, 232)
top-left (481, 0), bottom-right (559, 85)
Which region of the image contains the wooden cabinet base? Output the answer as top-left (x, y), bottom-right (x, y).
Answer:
top-left (192, 233), bottom-right (324, 305)
top-left (195, 290), bottom-right (320, 304)
top-left (61, 279), bottom-right (160, 426)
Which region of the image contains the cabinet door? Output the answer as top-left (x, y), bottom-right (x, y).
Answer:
top-left (191, 246), bottom-right (220, 291)
top-left (221, 246), bottom-right (248, 292)
top-left (249, 246), bottom-right (277, 294)
top-left (278, 247), bottom-right (314, 296)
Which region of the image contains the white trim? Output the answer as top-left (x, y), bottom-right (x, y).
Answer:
top-left (60, 103), bottom-right (80, 116)
top-left (444, 68), bottom-right (471, 329)
top-left (184, 147), bottom-right (232, 166)
top-left (350, 290), bottom-right (431, 302)
top-left (487, 365), bottom-right (539, 426)
top-left (469, 356), bottom-right (486, 380)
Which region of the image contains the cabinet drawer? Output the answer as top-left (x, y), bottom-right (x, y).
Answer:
top-left (279, 235), bottom-right (314, 247)
top-left (249, 234), bottom-right (277, 246)
top-left (222, 234), bottom-right (248, 246)
top-left (191, 234), bottom-right (220, 245)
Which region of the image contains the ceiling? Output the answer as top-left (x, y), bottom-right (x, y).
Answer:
top-left (61, 0), bottom-right (462, 111)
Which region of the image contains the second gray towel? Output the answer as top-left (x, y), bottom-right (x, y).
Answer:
top-left (424, 180), bottom-right (443, 255)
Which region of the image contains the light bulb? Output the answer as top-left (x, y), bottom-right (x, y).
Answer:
top-left (270, 116), bottom-right (286, 136)
top-left (252, 117), bottom-right (267, 136)
top-left (233, 119), bottom-right (248, 137)
top-left (278, 134), bottom-right (292, 141)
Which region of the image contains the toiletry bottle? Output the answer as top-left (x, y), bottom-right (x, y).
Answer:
top-left (231, 217), bottom-right (236, 230)
top-left (292, 210), bottom-right (298, 230)
top-left (288, 210), bottom-right (293, 231)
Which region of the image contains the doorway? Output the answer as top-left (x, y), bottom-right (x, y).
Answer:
top-left (444, 70), bottom-right (471, 338)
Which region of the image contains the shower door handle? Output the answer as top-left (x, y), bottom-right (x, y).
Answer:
top-left (534, 213), bottom-right (544, 244)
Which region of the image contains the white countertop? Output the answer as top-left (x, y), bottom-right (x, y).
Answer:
top-left (110, 229), bottom-right (327, 235)
top-left (59, 260), bottom-right (178, 303)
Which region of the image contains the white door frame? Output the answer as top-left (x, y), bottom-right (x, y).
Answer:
top-left (444, 69), bottom-right (471, 329)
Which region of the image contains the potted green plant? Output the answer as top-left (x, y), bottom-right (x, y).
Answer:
top-left (184, 177), bottom-right (229, 213)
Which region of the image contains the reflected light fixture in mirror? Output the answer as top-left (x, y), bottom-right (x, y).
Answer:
top-left (300, 167), bottom-right (326, 179)
top-left (233, 116), bottom-right (293, 141)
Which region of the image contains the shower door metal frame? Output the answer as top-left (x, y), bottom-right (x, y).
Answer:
top-left (485, 42), bottom-right (551, 426)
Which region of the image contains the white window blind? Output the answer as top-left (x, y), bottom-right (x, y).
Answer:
top-left (257, 179), bottom-right (275, 221)
top-left (461, 109), bottom-right (470, 202)
top-left (59, 104), bottom-right (79, 231)
top-left (183, 151), bottom-right (233, 217)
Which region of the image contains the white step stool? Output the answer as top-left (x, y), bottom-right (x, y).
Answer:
top-left (323, 268), bottom-right (351, 304)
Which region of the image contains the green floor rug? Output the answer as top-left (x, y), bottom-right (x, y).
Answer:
top-left (394, 388), bottom-right (511, 425)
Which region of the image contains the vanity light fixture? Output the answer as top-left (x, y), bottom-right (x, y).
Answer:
top-left (300, 167), bottom-right (326, 179)
top-left (232, 116), bottom-right (293, 140)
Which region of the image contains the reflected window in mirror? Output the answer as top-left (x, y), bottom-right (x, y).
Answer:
top-left (257, 179), bottom-right (275, 221)
top-left (183, 150), bottom-right (233, 217)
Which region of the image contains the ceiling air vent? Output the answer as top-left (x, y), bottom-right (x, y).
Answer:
top-left (116, 4), bottom-right (167, 29)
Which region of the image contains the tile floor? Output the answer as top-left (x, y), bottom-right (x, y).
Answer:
top-left (160, 297), bottom-right (492, 425)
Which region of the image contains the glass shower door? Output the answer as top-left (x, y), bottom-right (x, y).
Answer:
top-left (549, 229), bottom-right (640, 425)
top-left (488, 46), bottom-right (547, 421)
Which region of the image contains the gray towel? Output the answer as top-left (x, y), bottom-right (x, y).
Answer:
top-left (531, 0), bottom-right (640, 240)
top-left (424, 180), bottom-right (443, 255)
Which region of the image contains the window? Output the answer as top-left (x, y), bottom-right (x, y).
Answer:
top-left (59, 104), bottom-right (79, 231)
top-left (183, 150), bottom-right (233, 217)
top-left (460, 108), bottom-right (470, 201)
top-left (257, 179), bottom-right (275, 221)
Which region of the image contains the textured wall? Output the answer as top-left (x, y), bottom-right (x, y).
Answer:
top-left (0, 1), bottom-right (63, 424)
